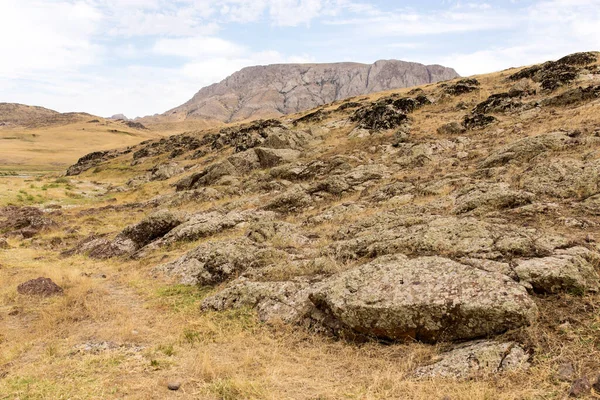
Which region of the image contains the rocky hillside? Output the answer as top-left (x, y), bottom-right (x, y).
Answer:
top-left (163, 60), bottom-right (459, 123)
top-left (0, 103), bottom-right (96, 128)
top-left (3, 51), bottom-right (600, 398)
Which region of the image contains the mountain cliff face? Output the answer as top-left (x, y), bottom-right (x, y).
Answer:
top-left (165, 60), bottom-right (459, 123)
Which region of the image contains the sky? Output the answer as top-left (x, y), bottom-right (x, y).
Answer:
top-left (0, 0), bottom-right (599, 118)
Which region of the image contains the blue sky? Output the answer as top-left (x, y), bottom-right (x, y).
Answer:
top-left (0, 0), bottom-right (599, 118)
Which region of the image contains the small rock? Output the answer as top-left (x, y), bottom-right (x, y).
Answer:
top-left (167, 381), bottom-right (181, 391)
top-left (592, 375), bottom-right (600, 392)
top-left (557, 363), bottom-right (576, 382)
top-left (17, 277), bottom-right (64, 297)
top-left (0, 238), bottom-right (9, 249)
top-left (569, 377), bottom-right (591, 397)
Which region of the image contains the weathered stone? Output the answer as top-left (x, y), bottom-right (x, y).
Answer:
top-left (514, 247), bottom-right (600, 294)
top-left (542, 85), bottom-right (600, 107)
top-left (462, 113), bottom-right (496, 130)
top-left (263, 186), bottom-right (312, 213)
top-left (254, 147), bottom-right (301, 168)
top-left (479, 132), bottom-right (573, 169)
top-left (569, 377), bottom-right (592, 398)
top-left (443, 78), bottom-right (480, 95)
top-left (148, 163), bottom-right (184, 181)
top-left (310, 255), bottom-right (538, 342)
top-left (202, 277), bottom-right (319, 324)
top-left (331, 215), bottom-right (566, 261)
top-left (0, 238), bottom-right (9, 249)
top-left (158, 239), bottom-right (281, 285)
top-left (120, 209), bottom-right (186, 249)
top-left (519, 158), bottom-right (600, 199)
top-left (437, 122), bottom-right (465, 135)
top-left (453, 183), bottom-right (534, 214)
top-left (0, 206), bottom-right (57, 237)
top-left (415, 341), bottom-right (530, 378)
top-left (556, 363), bottom-right (576, 382)
top-left (17, 277), bottom-right (64, 297)
top-left (174, 161), bottom-right (237, 191)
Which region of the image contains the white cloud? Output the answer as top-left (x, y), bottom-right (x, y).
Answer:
top-left (153, 36), bottom-right (246, 58)
top-left (0, 0), bottom-right (103, 77)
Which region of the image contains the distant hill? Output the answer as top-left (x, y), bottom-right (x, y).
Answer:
top-left (162, 60), bottom-right (459, 123)
top-left (0, 103), bottom-right (95, 128)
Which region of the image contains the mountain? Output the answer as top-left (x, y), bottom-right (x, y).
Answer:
top-left (163, 60), bottom-right (459, 123)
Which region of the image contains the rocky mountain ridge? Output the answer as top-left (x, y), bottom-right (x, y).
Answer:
top-left (163, 60), bottom-right (459, 123)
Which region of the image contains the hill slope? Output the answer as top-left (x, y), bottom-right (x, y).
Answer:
top-left (163, 60), bottom-right (459, 123)
top-left (2, 52), bottom-right (600, 399)
top-left (0, 103), bottom-right (95, 128)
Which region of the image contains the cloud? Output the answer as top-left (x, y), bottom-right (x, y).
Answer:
top-left (153, 36), bottom-right (246, 58)
top-left (0, 0), bottom-right (103, 77)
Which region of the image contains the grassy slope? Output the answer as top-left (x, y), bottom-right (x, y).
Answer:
top-left (1, 59), bottom-right (600, 399)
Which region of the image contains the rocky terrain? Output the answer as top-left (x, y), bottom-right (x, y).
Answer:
top-left (162, 60), bottom-right (459, 123)
top-left (2, 52), bottom-right (600, 399)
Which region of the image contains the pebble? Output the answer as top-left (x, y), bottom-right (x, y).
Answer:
top-left (569, 377), bottom-right (591, 397)
top-left (167, 381), bottom-right (181, 391)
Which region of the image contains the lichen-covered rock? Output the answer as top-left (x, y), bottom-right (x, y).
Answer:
top-left (310, 255), bottom-right (538, 342)
top-left (163, 210), bottom-right (276, 243)
top-left (443, 78), bottom-right (480, 95)
top-left (519, 158), bottom-right (600, 199)
top-left (174, 161), bottom-right (237, 191)
top-left (514, 247), bottom-right (600, 294)
top-left (120, 209), bottom-right (186, 248)
top-left (245, 220), bottom-right (309, 247)
top-left (437, 122), bottom-right (465, 135)
top-left (542, 85), bottom-right (600, 107)
top-left (158, 239), bottom-right (282, 285)
top-left (263, 186), bottom-right (312, 213)
top-left (415, 340), bottom-right (530, 378)
top-left (148, 163), bottom-right (184, 181)
top-left (201, 277), bottom-right (319, 324)
top-left (0, 206), bottom-right (57, 238)
top-left (331, 215), bottom-right (566, 261)
top-left (479, 132), bottom-right (573, 169)
top-left (350, 102), bottom-right (409, 131)
top-left (453, 183), bottom-right (535, 214)
top-left (473, 92), bottom-right (536, 114)
top-left (254, 147), bottom-right (301, 168)
top-left (462, 113), bottom-right (496, 130)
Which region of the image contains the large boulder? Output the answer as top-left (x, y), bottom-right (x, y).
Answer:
top-left (157, 239), bottom-right (281, 286)
top-left (254, 147), bottom-right (301, 168)
top-left (415, 340), bottom-right (530, 378)
top-left (331, 215), bottom-right (567, 261)
top-left (120, 209), bottom-right (186, 249)
top-left (514, 247), bottom-right (600, 294)
top-left (202, 277), bottom-right (318, 324)
top-left (310, 255), bottom-right (538, 342)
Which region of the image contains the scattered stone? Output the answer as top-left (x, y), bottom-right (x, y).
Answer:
top-left (462, 113), bottom-right (496, 130)
top-left (557, 52), bottom-right (598, 66)
top-left (437, 122), bottom-right (465, 135)
top-left (263, 186), bottom-right (312, 213)
top-left (254, 147), bottom-right (301, 168)
top-left (350, 102), bottom-right (408, 131)
top-left (66, 149), bottom-right (127, 175)
top-left (473, 92), bottom-right (536, 114)
top-left (443, 78), bottom-right (480, 95)
top-left (415, 341), bottom-right (530, 378)
top-left (0, 238), bottom-right (9, 249)
top-left (310, 255), bottom-right (538, 342)
top-left (0, 206), bottom-right (57, 237)
top-left (17, 277), bottom-right (64, 297)
top-left (556, 363), bottom-right (576, 382)
top-left (569, 377), bottom-right (592, 398)
top-left (167, 382), bottom-right (181, 391)
top-left (120, 209), bottom-right (187, 249)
